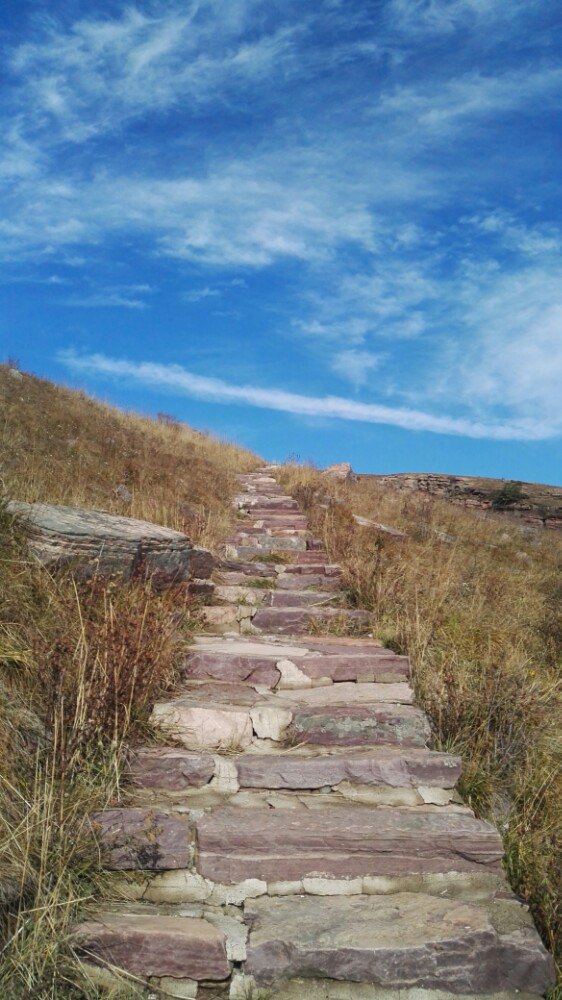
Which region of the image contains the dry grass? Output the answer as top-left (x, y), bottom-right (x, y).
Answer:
top-left (0, 364), bottom-right (259, 551)
top-left (0, 366), bottom-right (260, 997)
top-left (278, 462), bottom-right (561, 986)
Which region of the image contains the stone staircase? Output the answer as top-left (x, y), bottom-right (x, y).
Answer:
top-left (76, 469), bottom-right (555, 999)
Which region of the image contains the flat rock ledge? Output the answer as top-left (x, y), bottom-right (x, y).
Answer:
top-left (7, 501), bottom-right (213, 588)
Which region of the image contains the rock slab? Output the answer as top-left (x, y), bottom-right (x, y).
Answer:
top-left (8, 501), bottom-right (213, 587)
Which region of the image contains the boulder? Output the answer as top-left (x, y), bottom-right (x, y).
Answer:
top-left (323, 463), bottom-right (354, 481)
top-left (7, 501), bottom-right (213, 588)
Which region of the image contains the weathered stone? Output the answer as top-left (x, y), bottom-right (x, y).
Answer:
top-left (323, 462), bottom-right (354, 481)
top-left (297, 654), bottom-right (409, 683)
top-left (276, 573), bottom-right (341, 591)
top-left (74, 912), bottom-right (230, 981)
top-left (7, 501), bottom-right (213, 587)
top-left (353, 515), bottom-right (408, 539)
top-left (128, 749), bottom-right (215, 790)
top-left (151, 701), bottom-right (253, 750)
top-left (244, 894), bottom-right (555, 993)
top-left (251, 607), bottom-right (370, 635)
top-left (196, 807), bottom-right (503, 882)
top-left (235, 748), bottom-right (461, 790)
top-left (267, 590), bottom-right (339, 607)
top-left (289, 681), bottom-right (414, 705)
top-left (182, 651), bottom-right (281, 687)
top-left (290, 703), bottom-right (430, 747)
top-left (90, 808), bottom-right (192, 870)
top-left (249, 705), bottom-right (293, 740)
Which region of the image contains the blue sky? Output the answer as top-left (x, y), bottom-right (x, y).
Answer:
top-left (1, 0), bottom-right (562, 483)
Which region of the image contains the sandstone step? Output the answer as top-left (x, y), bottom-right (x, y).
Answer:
top-left (251, 606), bottom-right (370, 635)
top-left (196, 807), bottom-right (504, 883)
top-left (290, 703), bottom-right (428, 747)
top-left (129, 746), bottom-right (461, 793)
top-left (243, 894), bottom-right (555, 995)
top-left (280, 563), bottom-right (341, 575)
top-left (150, 682), bottom-right (422, 750)
top-left (294, 550), bottom-right (331, 563)
top-left (275, 573), bottom-right (342, 591)
top-left (233, 496), bottom-right (300, 511)
top-left (217, 571), bottom-right (275, 586)
top-left (233, 525), bottom-right (310, 538)
top-left (184, 637), bottom-right (410, 685)
top-left (246, 515), bottom-right (309, 528)
top-left (74, 910), bottom-right (230, 982)
top-left (225, 537), bottom-right (308, 556)
top-left (267, 590), bottom-right (341, 608)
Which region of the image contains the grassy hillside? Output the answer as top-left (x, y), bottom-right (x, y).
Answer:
top-left (361, 471), bottom-right (562, 529)
top-left (0, 365), bottom-right (259, 999)
top-left (278, 463), bottom-right (561, 988)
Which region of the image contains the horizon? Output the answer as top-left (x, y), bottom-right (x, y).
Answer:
top-left (1, 1), bottom-right (562, 485)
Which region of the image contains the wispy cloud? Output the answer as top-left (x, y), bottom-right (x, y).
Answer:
top-left (61, 283), bottom-right (153, 309)
top-left (58, 350), bottom-right (555, 441)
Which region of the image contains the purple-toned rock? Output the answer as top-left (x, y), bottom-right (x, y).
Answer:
top-left (251, 607), bottom-right (370, 635)
top-left (182, 651), bottom-right (281, 687)
top-left (7, 501), bottom-right (213, 588)
top-left (275, 573), bottom-right (341, 591)
top-left (128, 748), bottom-right (215, 790)
top-left (266, 591), bottom-right (339, 608)
top-left (196, 807), bottom-right (503, 883)
top-left (290, 704), bottom-right (430, 747)
top-left (245, 894), bottom-right (555, 994)
top-left (297, 653), bottom-right (409, 683)
top-left (90, 808), bottom-right (192, 869)
top-left (74, 912), bottom-right (230, 981)
top-left (294, 551), bottom-right (330, 564)
top-left (236, 748), bottom-right (461, 790)
top-left (281, 563), bottom-right (341, 575)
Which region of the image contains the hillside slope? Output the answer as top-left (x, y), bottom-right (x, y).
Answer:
top-left (0, 366), bottom-right (259, 999)
top-left (360, 472), bottom-right (562, 529)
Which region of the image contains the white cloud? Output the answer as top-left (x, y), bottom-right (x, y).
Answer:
top-left (62, 283), bottom-right (153, 308)
top-left (57, 350), bottom-right (554, 440)
top-left (331, 349), bottom-right (383, 387)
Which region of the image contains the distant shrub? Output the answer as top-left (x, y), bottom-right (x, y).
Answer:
top-left (492, 480), bottom-right (524, 508)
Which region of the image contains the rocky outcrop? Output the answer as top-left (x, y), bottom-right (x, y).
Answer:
top-left (323, 462), bottom-right (354, 481)
top-left (361, 473), bottom-right (562, 530)
top-left (7, 501), bottom-right (213, 589)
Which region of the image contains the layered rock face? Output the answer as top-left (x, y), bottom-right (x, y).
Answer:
top-left (75, 469), bottom-right (555, 999)
top-left (7, 500), bottom-right (213, 590)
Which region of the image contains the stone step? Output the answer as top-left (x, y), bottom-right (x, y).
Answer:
top-left (251, 606), bottom-right (370, 635)
top-left (225, 537), bottom-right (308, 556)
top-left (90, 804), bottom-right (503, 882)
top-left (294, 550), bottom-right (331, 563)
top-left (129, 746), bottom-right (462, 793)
top-left (150, 682), bottom-right (425, 750)
top-left (243, 894), bottom-right (555, 995)
top-left (212, 586), bottom-right (341, 609)
top-left (233, 496), bottom-right (300, 510)
top-left (196, 807), bottom-right (504, 883)
top-left (245, 514), bottom-right (309, 527)
top-left (233, 525), bottom-right (310, 537)
top-left (74, 910), bottom-right (230, 983)
top-left (280, 563), bottom-right (341, 575)
top-left (275, 573), bottom-right (342, 591)
top-left (217, 570), bottom-right (342, 591)
top-left (184, 637), bottom-right (410, 685)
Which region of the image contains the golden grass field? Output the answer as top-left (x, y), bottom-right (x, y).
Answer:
top-left (0, 364), bottom-right (559, 997)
